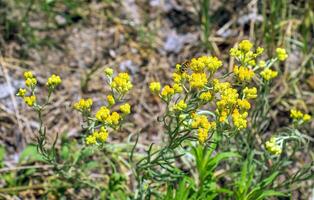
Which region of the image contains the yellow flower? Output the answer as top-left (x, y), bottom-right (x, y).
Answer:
top-left (120, 103), bottom-right (131, 114)
top-left (190, 56), bottom-right (222, 72)
top-left (173, 73), bottom-right (182, 83)
top-left (24, 71), bottom-right (33, 79)
top-left (276, 48), bottom-right (288, 61)
top-left (303, 114), bottom-right (311, 122)
top-left (173, 83), bottom-right (183, 93)
top-left (198, 128), bottom-right (208, 144)
top-left (74, 98), bottom-right (93, 112)
top-left (221, 88), bottom-right (239, 106)
top-left (161, 85), bottom-right (174, 98)
top-left (24, 95), bottom-right (36, 107)
top-left (189, 73), bottom-right (207, 89)
top-left (260, 68), bottom-right (278, 81)
top-left (290, 108), bottom-right (303, 120)
top-left (213, 79), bottom-right (230, 92)
top-left (256, 47), bottom-right (264, 55)
top-left (205, 56), bottom-right (222, 72)
top-left (173, 100), bottom-right (187, 111)
top-left (258, 60), bottom-right (266, 68)
top-left (95, 106), bottom-right (110, 122)
top-left (232, 109), bottom-right (248, 129)
top-left (239, 40), bottom-right (253, 52)
top-left (111, 73), bottom-right (133, 94)
top-left (46, 74), bottom-right (62, 88)
top-left (25, 78), bottom-right (37, 88)
top-left (218, 110), bottom-right (228, 123)
top-left (107, 95), bottom-right (115, 106)
top-left (243, 87), bottom-right (257, 99)
top-left (149, 82), bottom-right (161, 93)
top-left (199, 91), bottom-right (212, 102)
top-left (86, 134), bottom-right (97, 145)
top-left (190, 57), bottom-right (206, 72)
top-left (265, 137), bottom-right (282, 155)
top-left (106, 112), bottom-right (120, 126)
top-left (16, 88), bottom-right (26, 97)
top-left (230, 47), bottom-right (241, 57)
top-left (237, 99), bottom-right (251, 110)
top-left (233, 65), bottom-right (254, 82)
top-left (104, 67), bottom-right (114, 76)
top-left (94, 127), bottom-right (109, 143)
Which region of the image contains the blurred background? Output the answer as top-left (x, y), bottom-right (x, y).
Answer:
top-left (0, 0), bottom-right (313, 199)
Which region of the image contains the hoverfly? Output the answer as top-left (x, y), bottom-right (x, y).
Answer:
top-left (176, 60), bottom-right (191, 73)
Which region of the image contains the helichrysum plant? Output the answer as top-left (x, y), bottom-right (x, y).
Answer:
top-left (16, 40), bottom-right (313, 199)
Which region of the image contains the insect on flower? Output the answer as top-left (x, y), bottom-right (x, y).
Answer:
top-left (176, 60), bottom-right (191, 73)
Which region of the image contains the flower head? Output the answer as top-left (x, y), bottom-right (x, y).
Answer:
top-left (232, 108), bottom-right (248, 129)
top-left (120, 103), bottom-right (131, 114)
top-left (74, 98), bottom-right (93, 112)
top-left (233, 66), bottom-right (254, 82)
top-left (95, 106), bottom-right (110, 122)
top-left (46, 74), bottom-right (62, 88)
top-left (111, 73), bottom-right (133, 94)
top-left (265, 137), bottom-right (282, 155)
top-left (86, 134), bottom-right (97, 145)
top-left (104, 67), bottom-right (114, 77)
top-left (24, 96), bottom-right (36, 107)
top-left (199, 91), bottom-right (212, 102)
top-left (17, 88), bottom-right (26, 97)
top-left (173, 100), bottom-right (187, 111)
top-left (25, 77), bottom-right (37, 88)
top-left (149, 82), bottom-right (161, 94)
top-left (24, 71), bottom-right (33, 79)
top-left (239, 40), bottom-right (253, 52)
top-left (107, 95), bottom-right (115, 106)
top-left (189, 73), bottom-right (207, 89)
top-left (276, 48), bottom-right (288, 61)
top-left (260, 68), bottom-right (278, 81)
top-left (161, 85), bottom-right (174, 99)
top-left (243, 87), bottom-right (257, 99)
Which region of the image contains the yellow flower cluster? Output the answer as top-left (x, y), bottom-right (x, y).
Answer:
top-left (149, 82), bottom-right (161, 93)
top-left (17, 88), bottom-right (26, 97)
top-left (107, 95), bottom-right (115, 106)
top-left (86, 127), bottom-right (109, 145)
top-left (265, 137), bottom-right (282, 155)
top-left (243, 87), bottom-right (257, 99)
top-left (191, 114), bottom-right (216, 143)
top-left (230, 40), bottom-right (264, 67)
top-left (111, 73), bottom-right (133, 94)
top-left (190, 56), bottom-right (222, 72)
top-left (233, 65), bottom-right (254, 82)
top-left (276, 48), bottom-right (288, 61)
top-left (104, 67), bottom-right (114, 77)
top-left (24, 71), bottom-right (37, 88)
top-left (173, 100), bottom-right (187, 111)
top-left (199, 91), bottom-right (212, 102)
top-left (238, 40), bottom-right (253, 52)
top-left (73, 98), bottom-right (93, 112)
top-left (24, 96), bottom-right (36, 107)
top-left (17, 71), bottom-right (63, 108)
top-left (260, 68), bottom-right (278, 81)
top-left (237, 99), bottom-right (251, 110)
top-left (46, 74), bottom-right (62, 89)
top-left (290, 108), bottom-right (311, 122)
top-left (161, 85), bottom-right (175, 99)
top-left (120, 103), bottom-right (131, 114)
top-left (95, 105), bottom-right (127, 127)
top-left (232, 109), bottom-right (248, 129)
top-left (189, 73), bottom-right (207, 89)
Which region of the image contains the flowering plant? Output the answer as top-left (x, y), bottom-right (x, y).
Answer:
top-left (16, 40), bottom-right (312, 199)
